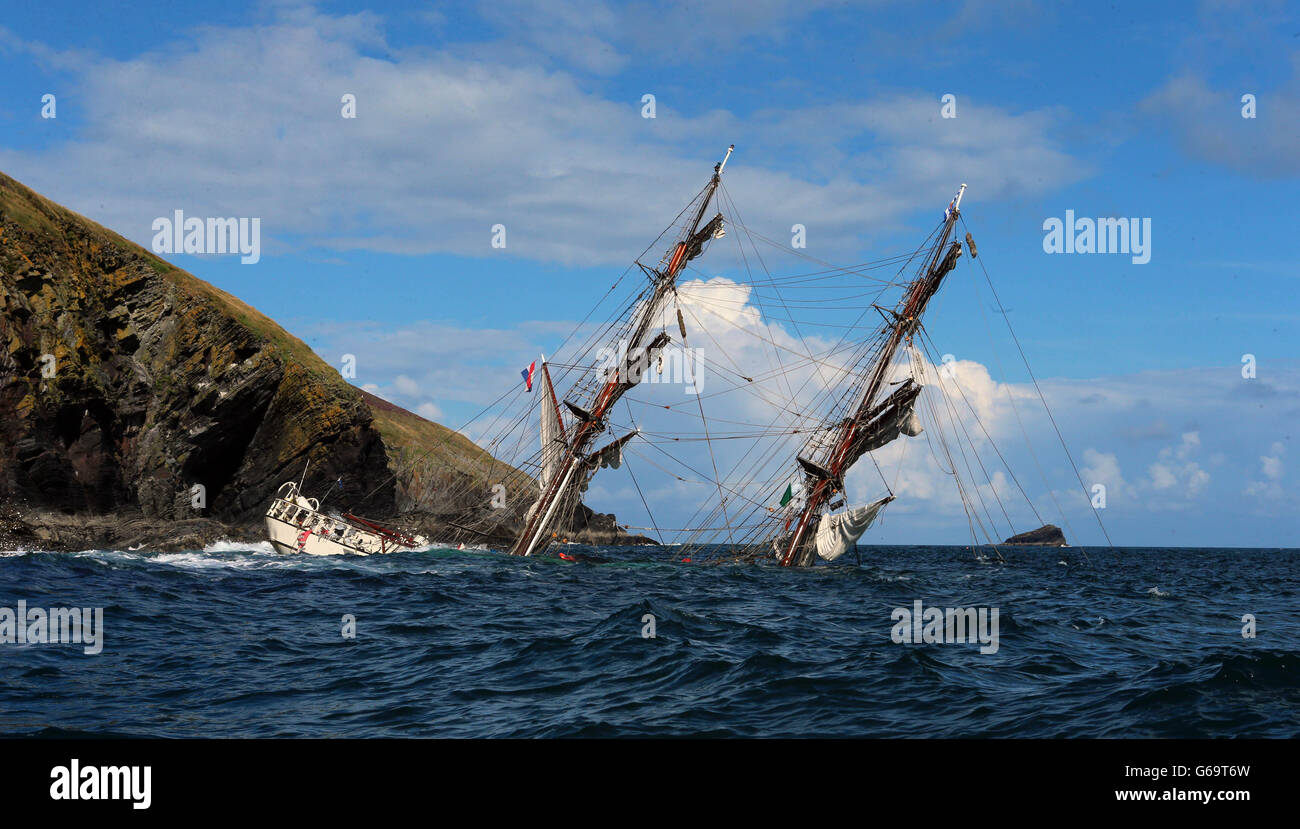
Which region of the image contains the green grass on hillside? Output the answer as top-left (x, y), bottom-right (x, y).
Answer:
top-left (0, 170), bottom-right (348, 394)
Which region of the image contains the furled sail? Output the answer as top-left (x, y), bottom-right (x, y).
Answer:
top-left (588, 429), bottom-right (638, 472)
top-left (841, 378), bottom-right (924, 471)
top-left (613, 332), bottom-right (672, 394)
top-left (539, 363), bottom-right (566, 491)
top-left (858, 384), bottom-right (924, 453)
top-left (683, 213), bottom-right (725, 263)
top-left (814, 495), bottom-right (895, 561)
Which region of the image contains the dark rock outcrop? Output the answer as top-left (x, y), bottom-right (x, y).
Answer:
top-left (568, 504), bottom-right (656, 546)
top-left (0, 170), bottom-right (642, 550)
top-left (0, 171), bottom-right (395, 527)
top-left (0, 505), bottom-right (242, 553)
top-left (1003, 524), bottom-right (1068, 546)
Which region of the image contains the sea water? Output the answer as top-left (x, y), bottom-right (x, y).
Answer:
top-left (0, 544), bottom-right (1295, 737)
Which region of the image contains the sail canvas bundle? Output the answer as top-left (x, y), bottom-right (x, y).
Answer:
top-left (814, 496), bottom-right (894, 561)
top-left (846, 379), bottom-right (925, 463)
top-left (588, 430), bottom-right (637, 472)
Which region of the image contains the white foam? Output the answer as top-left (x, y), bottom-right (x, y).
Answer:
top-left (418, 540), bottom-right (492, 552)
top-left (203, 539), bottom-right (275, 554)
top-left (152, 552), bottom-right (248, 569)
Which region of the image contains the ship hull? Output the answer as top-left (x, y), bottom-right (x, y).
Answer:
top-left (264, 514), bottom-right (381, 556)
top-left (264, 481), bottom-right (425, 556)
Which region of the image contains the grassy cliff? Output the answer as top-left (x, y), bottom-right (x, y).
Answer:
top-left (0, 170), bottom-right (524, 530)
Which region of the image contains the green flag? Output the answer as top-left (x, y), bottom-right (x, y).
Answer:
top-left (779, 483), bottom-right (793, 507)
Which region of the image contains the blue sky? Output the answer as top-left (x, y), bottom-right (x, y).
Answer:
top-left (1, 0), bottom-right (1296, 547)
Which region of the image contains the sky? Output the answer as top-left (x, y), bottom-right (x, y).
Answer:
top-left (0, 0), bottom-right (1296, 547)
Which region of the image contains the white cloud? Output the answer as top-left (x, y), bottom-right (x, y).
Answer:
top-left (0, 4), bottom-right (1084, 268)
top-left (1082, 448), bottom-right (1134, 502)
top-left (1149, 462), bottom-right (1177, 490)
top-left (1244, 440), bottom-right (1290, 503)
top-left (1140, 69), bottom-right (1300, 178)
top-left (1146, 432), bottom-right (1210, 501)
top-left (393, 375), bottom-right (422, 396)
top-left (1261, 454), bottom-right (1283, 480)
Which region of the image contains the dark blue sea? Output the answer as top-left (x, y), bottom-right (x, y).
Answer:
top-left (0, 543), bottom-right (1296, 738)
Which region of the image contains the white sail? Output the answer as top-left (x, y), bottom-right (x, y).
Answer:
top-left (539, 363), bottom-right (566, 492)
top-left (902, 407), bottom-right (923, 438)
top-left (814, 495), bottom-right (894, 561)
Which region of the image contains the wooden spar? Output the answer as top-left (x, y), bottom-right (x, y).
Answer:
top-left (508, 146), bottom-right (733, 557)
top-left (777, 185), bottom-right (967, 567)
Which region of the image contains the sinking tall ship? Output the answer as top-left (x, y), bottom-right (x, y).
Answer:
top-left (767, 186), bottom-right (969, 566)
top-left (494, 146), bottom-right (734, 558)
top-left (509, 149), bottom-right (732, 557)
top-left (353, 146), bottom-right (1106, 562)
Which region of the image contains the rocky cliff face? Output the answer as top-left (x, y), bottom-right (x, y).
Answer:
top-left (0, 171), bottom-right (398, 526)
top-left (0, 170), bottom-right (647, 552)
top-left (0, 171), bottom-right (534, 543)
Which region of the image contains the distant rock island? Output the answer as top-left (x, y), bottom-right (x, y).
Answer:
top-left (1003, 524), bottom-right (1068, 546)
top-left (0, 170), bottom-right (649, 551)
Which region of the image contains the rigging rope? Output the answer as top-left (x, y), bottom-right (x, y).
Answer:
top-left (961, 215), bottom-right (1111, 559)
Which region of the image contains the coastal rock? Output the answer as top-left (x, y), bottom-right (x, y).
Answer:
top-left (567, 504), bottom-right (657, 546)
top-left (0, 171), bottom-right (641, 550)
top-left (0, 506), bottom-right (247, 553)
top-left (1003, 524), bottom-right (1068, 546)
top-left (0, 171), bottom-right (393, 527)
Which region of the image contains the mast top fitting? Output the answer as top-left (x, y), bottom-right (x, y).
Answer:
top-left (716, 144), bottom-right (735, 175)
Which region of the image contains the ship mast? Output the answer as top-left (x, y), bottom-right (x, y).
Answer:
top-left (776, 184), bottom-right (967, 566)
top-left (509, 145), bottom-right (735, 556)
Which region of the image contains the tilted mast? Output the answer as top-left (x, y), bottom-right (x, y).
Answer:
top-left (776, 184), bottom-right (968, 566)
top-left (509, 145), bottom-right (735, 556)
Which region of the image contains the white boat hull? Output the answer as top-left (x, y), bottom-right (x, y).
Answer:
top-left (264, 481), bottom-right (425, 556)
top-left (265, 514), bottom-right (379, 556)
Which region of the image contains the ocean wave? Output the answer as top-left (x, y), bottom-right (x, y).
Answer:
top-left (203, 539), bottom-right (276, 554)
top-left (0, 544), bottom-right (1296, 737)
